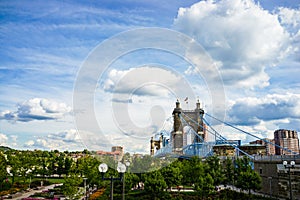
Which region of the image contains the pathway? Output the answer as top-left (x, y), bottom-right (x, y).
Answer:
top-left (8, 183), bottom-right (63, 200)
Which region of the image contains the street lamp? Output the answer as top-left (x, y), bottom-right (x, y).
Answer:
top-left (122, 161), bottom-right (130, 200)
top-left (98, 162), bottom-right (126, 200)
top-left (283, 160), bottom-right (295, 200)
top-left (83, 177), bottom-right (87, 200)
top-left (268, 177), bottom-right (272, 197)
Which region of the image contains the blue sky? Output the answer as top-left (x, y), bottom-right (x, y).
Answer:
top-left (0, 0), bottom-right (300, 153)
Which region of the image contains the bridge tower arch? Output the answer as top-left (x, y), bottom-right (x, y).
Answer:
top-left (171, 99), bottom-right (206, 154)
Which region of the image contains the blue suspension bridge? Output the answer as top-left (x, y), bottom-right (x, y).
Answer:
top-left (150, 100), bottom-right (299, 160)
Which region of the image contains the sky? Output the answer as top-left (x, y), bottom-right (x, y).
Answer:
top-left (0, 0), bottom-right (300, 153)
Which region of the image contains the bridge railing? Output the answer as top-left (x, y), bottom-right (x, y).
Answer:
top-left (218, 154), bottom-right (300, 162)
top-left (252, 154), bottom-right (300, 161)
top-left (154, 144), bottom-right (172, 157)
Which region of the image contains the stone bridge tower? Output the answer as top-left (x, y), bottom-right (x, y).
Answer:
top-left (171, 99), bottom-right (206, 154)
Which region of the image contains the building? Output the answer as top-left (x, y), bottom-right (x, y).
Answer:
top-left (254, 156), bottom-right (300, 199)
top-left (274, 129), bottom-right (299, 155)
top-left (239, 144), bottom-right (267, 156)
top-left (96, 146), bottom-right (124, 161)
top-left (213, 144), bottom-right (236, 156)
top-left (150, 135), bottom-right (163, 156)
top-left (111, 146), bottom-right (123, 154)
top-left (213, 140), bottom-right (241, 156)
top-left (250, 138), bottom-right (276, 155)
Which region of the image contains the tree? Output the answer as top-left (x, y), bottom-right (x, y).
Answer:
top-left (161, 161), bottom-right (182, 189)
top-left (181, 157), bottom-right (203, 185)
top-left (57, 154), bottom-right (65, 177)
top-left (234, 156), bottom-right (262, 195)
top-left (6, 150), bottom-right (21, 184)
top-left (205, 155), bottom-right (224, 186)
top-left (144, 170), bottom-right (167, 198)
top-left (124, 172), bottom-right (139, 192)
top-left (236, 169), bottom-right (262, 195)
top-left (0, 152), bottom-right (7, 190)
top-left (194, 173), bottom-right (215, 198)
top-left (64, 157), bottom-right (73, 176)
top-left (223, 157), bottom-right (234, 186)
top-left (62, 174), bottom-right (82, 199)
top-left (131, 155), bottom-right (156, 173)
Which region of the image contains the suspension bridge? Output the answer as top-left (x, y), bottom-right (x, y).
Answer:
top-left (150, 100), bottom-right (299, 160)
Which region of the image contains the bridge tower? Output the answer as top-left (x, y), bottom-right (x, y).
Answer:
top-left (172, 100), bottom-right (183, 154)
top-left (171, 99), bottom-right (206, 154)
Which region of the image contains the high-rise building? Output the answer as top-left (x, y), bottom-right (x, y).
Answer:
top-left (274, 129), bottom-right (299, 155)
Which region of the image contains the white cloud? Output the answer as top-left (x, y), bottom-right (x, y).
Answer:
top-left (228, 93), bottom-right (300, 126)
top-left (0, 98), bottom-right (71, 122)
top-left (23, 129), bottom-right (85, 151)
top-left (102, 66), bottom-right (187, 97)
top-left (25, 140), bottom-right (35, 147)
top-left (174, 0), bottom-right (292, 88)
top-left (0, 133), bottom-right (8, 145)
top-left (48, 129), bottom-right (81, 142)
top-left (278, 7), bottom-right (300, 28)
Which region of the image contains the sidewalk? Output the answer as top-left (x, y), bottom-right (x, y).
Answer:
top-left (219, 185), bottom-right (285, 200)
top-left (8, 183), bottom-right (63, 200)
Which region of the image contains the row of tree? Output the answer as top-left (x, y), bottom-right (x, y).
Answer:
top-left (0, 149), bottom-right (262, 199)
top-left (141, 156), bottom-right (262, 198)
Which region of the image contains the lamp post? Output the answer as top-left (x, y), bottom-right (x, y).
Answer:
top-left (83, 177), bottom-right (87, 200)
top-left (283, 160), bottom-right (295, 200)
top-left (268, 177), bottom-right (272, 197)
top-left (98, 163), bottom-right (126, 200)
top-left (122, 161), bottom-right (130, 200)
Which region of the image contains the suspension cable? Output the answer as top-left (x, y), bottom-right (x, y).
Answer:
top-left (180, 112), bottom-right (254, 159)
top-left (205, 113), bottom-right (297, 155)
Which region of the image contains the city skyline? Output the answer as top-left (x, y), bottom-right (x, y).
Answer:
top-left (0, 0), bottom-right (300, 153)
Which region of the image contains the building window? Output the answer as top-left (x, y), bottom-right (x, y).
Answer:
top-left (259, 168), bottom-right (263, 174)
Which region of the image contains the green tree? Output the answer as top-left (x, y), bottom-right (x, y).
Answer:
top-left (0, 152), bottom-right (8, 190)
top-left (236, 169), bottom-right (262, 195)
top-left (131, 155), bottom-right (155, 173)
top-left (161, 161), bottom-right (182, 189)
top-left (81, 156), bottom-right (101, 187)
top-left (181, 157), bottom-right (203, 186)
top-left (234, 156), bottom-right (262, 195)
top-left (57, 154), bottom-right (65, 177)
top-left (7, 150), bottom-right (21, 184)
top-left (144, 170), bottom-right (167, 198)
top-left (223, 157), bottom-right (234, 186)
top-left (62, 174), bottom-right (82, 199)
top-left (194, 173), bottom-right (215, 198)
top-left (124, 172), bottom-right (139, 192)
top-left (205, 155), bottom-right (224, 186)
top-left (64, 157), bottom-right (73, 176)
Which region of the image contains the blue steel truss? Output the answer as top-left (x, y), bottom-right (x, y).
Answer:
top-left (154, 111), bottom-right (298, 159)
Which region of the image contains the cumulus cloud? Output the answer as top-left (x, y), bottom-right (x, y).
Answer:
top-left (102, 66), bottom-right (188, 97)
top-left (24, 129), bottom-right (84, 150)
top-left (227, 93), bottom-right (300, 126)
top-left (0, 98), bottom-right (71, 122)
top-left (277, 6), bottom-right (300, 60)
top-left (174, 0), bottom-right (293, 88)
top-left (0, 133), bottom-right (8, 145)
top-left (47, 129), bottom-right (81, 143)
top-left (24, 138), bottom-right (53, 149)
top-left (278, 7), bottom-right (300, 29)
